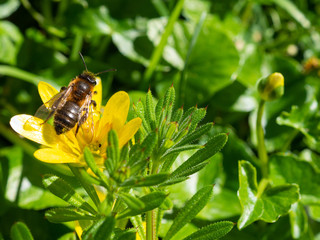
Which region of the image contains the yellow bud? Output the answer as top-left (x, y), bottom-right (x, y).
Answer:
top-left (258, 72), bottom-right (284, 101)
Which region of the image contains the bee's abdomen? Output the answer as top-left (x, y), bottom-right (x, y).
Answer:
top-left (54, 101), bottom-right (80, 135)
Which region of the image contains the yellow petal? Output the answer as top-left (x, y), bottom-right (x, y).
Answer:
top-left (100, 91), bottom-right (130, 131)
top-left (10, 114), bottom-right (81, 155)
top-left (34, 148), bottom-right (80, 164)
top-left (118, 117), bottom-right (142, 148)
top-left (92, 76), bottom-right (102, 111)
top-left (75, 221), bottom-right (83, 240)
top-left (10, 114), bottom-right (60, 148)
top-left (38, 81), bottom-right (59, 104)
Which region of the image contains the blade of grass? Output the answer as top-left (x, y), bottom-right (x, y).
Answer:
top-left (0, 65), bottom-right (57, 88)
top-left (141, 0), bottom-right (185, 90)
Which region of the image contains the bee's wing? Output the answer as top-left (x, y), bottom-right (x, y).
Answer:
top-left (34, 86), bottom-right (72, 121)
top-left (75, 94), bottom-right (96, 137)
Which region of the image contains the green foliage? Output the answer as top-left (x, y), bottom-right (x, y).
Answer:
top-left (237, 161), bottom-right (299, 229)
top-left (10, 222), bottom-right (33, 240)
top-left (183, 221), bottom-right (234, 240)
top-left (82, 217), bottom-right (115, 240)
top-left (164, 186), bottom-right (213, 240)
top-left (2, 0), bottom-right (320, 239)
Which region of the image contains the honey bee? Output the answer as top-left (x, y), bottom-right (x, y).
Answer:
top-left (34, 52), bottom-right (115, 135)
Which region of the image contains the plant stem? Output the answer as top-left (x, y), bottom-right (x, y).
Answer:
top-left (0, 65), bottom-right (57, 88)
top-left (70, 33), bottom-right (83, 61)
top-left (146, 210), bottom-right (156, 240)
top-left (281, 129), bottom-right (299, 152)
top-left (256, 99), bottom-right (268, 178)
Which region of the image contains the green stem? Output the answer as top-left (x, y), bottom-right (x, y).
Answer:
top-left (21, 0), bottom-right (45, 25)
top-left (281, 129), bottom-right (299, 152)
top-left (146, 210), bottom-right (156, 240)
top-left (140, 0), bottom-right (185, 90)
top-left (70, 33), bottom-right (83, 61)
top-left (0, 65), bottom-right (57, 88)
top-left (256, 99), bottom-right (268, 178)
top-left (131, 216), bottom-right (146, 240)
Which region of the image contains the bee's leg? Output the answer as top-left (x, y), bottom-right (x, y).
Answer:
top-left (60, 86), bottom-right (67, 92)
top-left (91, 100), bottom-right (97, 108)
top-left (40, 111), bottom-right (55, 125)
top-left (75, 109), bottom-right (89, 136)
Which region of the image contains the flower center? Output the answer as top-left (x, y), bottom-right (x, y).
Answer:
top-left (87, 142), bottom-right (102, 155)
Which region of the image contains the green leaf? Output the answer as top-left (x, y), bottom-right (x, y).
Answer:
top-left (237, 160), bottom-right (299, 230)
top-left (0, 0), bottom-right (20, 18)
top-left (83, 147), bottom-right (109, 189)
top-left (145, 89), bottom-right (156, 129)
top-left (198, 188), bottom-right (241, 221)
top-left (0, 21), bottom-right (23, 64)
top-left (269, 154), bottom-right (320, 204)
top-left (164, 186), bottom-right (213, 240)
top-left (117, 191), bottom-right (167, 219)
top-left (129, 131), bottom-right (158, 172)
top-left (174, 122), bottom-right (214, 147)
top-left (133, 99), bottom-right (150, 133)
top-left (69, 167), bottom-right (100, 209)
top-left (118, 192), bottom-right (146, 210)
top-left (1, 146), bottom-right (23, 203)
top-left (309, 205), bottom-right (320, 222)
top-left (183, 221), bottom-right (234, 240)
top-left (188, 108), bottom-right (207, 132)
top-left (162, 84), bottom-right (176, 122)
top-left (106, 130), bottom-right (120, 173)
top-left (172, 106), bottom-right (184, 123)
top-left (169, 162), bottom-right (208, 180)
top-left (82, 216), bottom-right (115, 240)
top-left (300, 149), bottom-right (320, 173)
top-left (162, 144), bottom-right (203, 159)
top-left (160, 196), bottom-right (173, 210)
top-left (289, 202), bottom-right (308, 239)
top-left (155, 96), bottom-right (165, 124)
top-left (45, 207), bottom-right (97, 223)
top-left (276, 99), bottom-right (320, 144)
top-left (42, 174), bottom-right (96, 214)
top-left (130, 215), bottom-right (145, 240)
top-left (183, 19), bottom-right (239, 106)
top-left (120, 173), bottom-right (169, 187)
top-left (113, 228), bottom-right (136, 240)
top-left (171, 133), bottom-right (228, 178)
top-left (159, 176), bottom-right (189, 187)
top-left (10, 222), bottom-right (33, 240)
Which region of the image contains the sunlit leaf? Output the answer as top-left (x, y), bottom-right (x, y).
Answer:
top-left (238, 160), bottom-right (299, 229)
top-left (269, 154), bottom-right (320, 205)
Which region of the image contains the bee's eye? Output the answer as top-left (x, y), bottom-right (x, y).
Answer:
top-left (79, 73), bottom-right (96, 85)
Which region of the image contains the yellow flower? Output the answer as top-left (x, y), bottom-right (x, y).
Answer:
top-left (10, 78), bottom-right (142, 166)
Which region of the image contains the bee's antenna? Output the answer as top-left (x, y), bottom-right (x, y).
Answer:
top-left (95, 69), bottom-right (117, 76)
top-left (79, 52), bottom-right (88, 72)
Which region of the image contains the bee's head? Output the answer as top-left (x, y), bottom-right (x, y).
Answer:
top-left (79, 71), bottom-right (97, 85)
top-left (78, 52), bottom-right (116, 84)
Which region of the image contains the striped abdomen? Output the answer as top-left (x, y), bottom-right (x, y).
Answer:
top-left (54, 101), bottom-right (80, 135)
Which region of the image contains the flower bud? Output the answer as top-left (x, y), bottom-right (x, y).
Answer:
top-left (257, 72), bottom-right (284, 101)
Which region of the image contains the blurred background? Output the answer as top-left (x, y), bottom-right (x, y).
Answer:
top-left (1, 0), bottom-right (320, 239)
